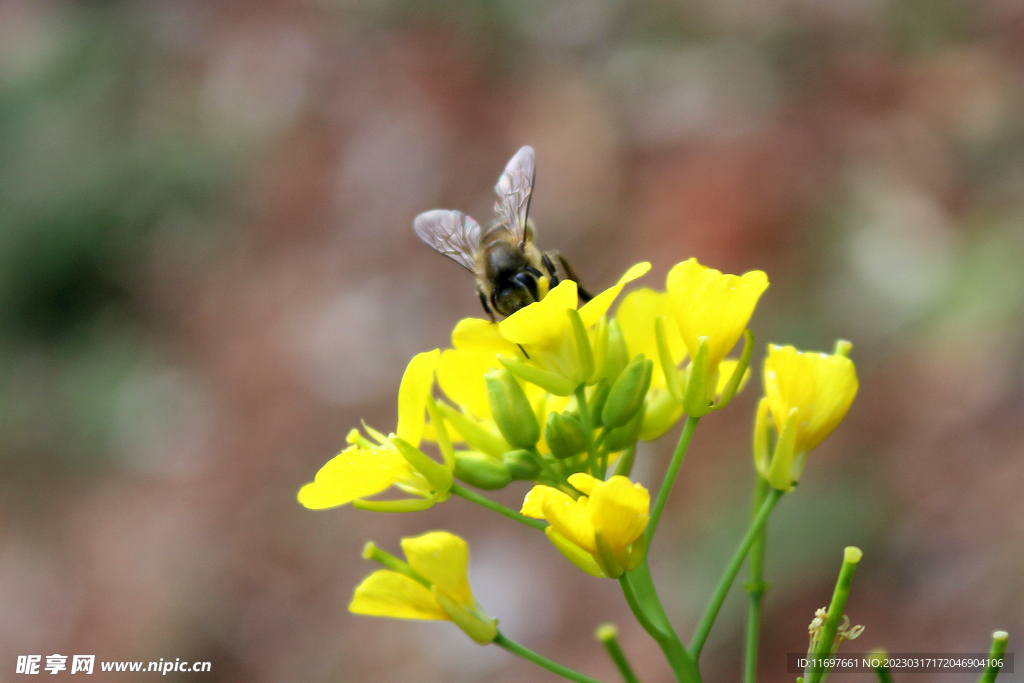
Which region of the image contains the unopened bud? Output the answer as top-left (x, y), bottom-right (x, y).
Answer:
top-left (502, 449), bottom-right (542, 480)
top-left (485, 368), bottom-right (540, 449)
top-left (603, 319), bottom-right (630, 380)
top-left (453, 451), bottom-right (512, 490)
top-left (587, 379), bottom-right (611, 428)
top-left (604, 402), bottom-right (646, 452)
top-left (545, 411), bottom-right (587, 460)
top-left (602, 355), bottom-right (653, 428)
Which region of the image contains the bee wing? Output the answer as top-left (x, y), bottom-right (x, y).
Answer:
top-left (492, 145), bottom-right (536, 246)
top-left (414, 209), bottom-right (482, 273)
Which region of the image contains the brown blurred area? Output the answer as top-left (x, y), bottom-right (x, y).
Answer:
top-left (0, 0), bottom-right (1022, 681)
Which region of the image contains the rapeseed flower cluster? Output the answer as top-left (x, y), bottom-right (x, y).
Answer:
top-left (298, 256), bottom-right (859, 650)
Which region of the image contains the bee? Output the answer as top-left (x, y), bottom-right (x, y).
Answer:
top-left (414, 146), bottom-right (592, 321)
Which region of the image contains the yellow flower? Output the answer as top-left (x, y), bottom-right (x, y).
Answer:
top-left (614, 287), bottom-right (752, 437)
top-left (434, 318), bottom-right (570, 459)
top-left (521, 473), bottom-right (650, 578)
top-left (755, 343), bottom-right (859, 491)
top-left (350, 531), bottom-right (497, 644)
top-left (666, 258), bottom-right (768, 369)
top-left (499, 263), bottom-right (651, 395)
top-left (665, 259), bottom-right (767, 413)
top-left (437, 318), bottom-right (523, 421)
top-left (297, 350), bottom-right (452, 511)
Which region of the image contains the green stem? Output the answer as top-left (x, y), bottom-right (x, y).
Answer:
top-left (979, 631), bottom-right (1009, 683)
top-left (805, 547), bottom-right (863, 683)
top-left (596, 624), bottom-right (641, 683)
top-left (614, 443), bottom-right (637, 477)
top-left (576, 385), bottom-right (599, 476)
top-left (450, 484), bottom-right (547, 530)
top-left (743, 476), bottom-right (771, 683)
top-left (647, 415), bottom-right (699, 543)
top-left (494, 632), bottom-right (607, 683)
top-left (689, 488), bottom-right (784, 659)
top-left (620, 561), bottom-right (702, 683)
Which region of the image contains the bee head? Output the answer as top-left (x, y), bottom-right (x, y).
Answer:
top-left (492, 271), bottom-right (544, 317)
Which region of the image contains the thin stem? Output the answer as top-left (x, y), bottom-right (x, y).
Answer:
top-left (614, 443), bottom-right (637, 477)
top-left (494, 632), bottom-right (607, 683)
top-left (576, 385), bottom-right (599, 476)
top-left (689, 488), bottom-right (784, 659)
top-left (596, 624), bottom-right (641, 683)
top-left (805, 547), bottom-right (863, 683)
top-left (619, 571), bottom-right (665, 639)
top-left (979, 631), bottom-right (1009, 683)
top-left (743, 476), bottom-right (771, 683)
top-left (620, 561), bottom-right (702, 683)
top-left (647, 415), bottom-right (699, 543)
top-left (450, 484), bottom-right (546, 530)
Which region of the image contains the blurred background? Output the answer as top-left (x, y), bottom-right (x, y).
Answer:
top-left (0, 0), bottom-right (1022, 681)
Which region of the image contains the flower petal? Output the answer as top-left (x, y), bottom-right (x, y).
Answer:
top-left (437, 347), bottom-right (496, 420)
top-left (667, 259), bottom-right (768, 369)
top-left (588, 476), bottom-right (649, 552)
top-left (764, 344), bottom-right (858, 453)
top-left (297, 446), bottom-right (410, 510)
top-left (521, 484), bottom-right (572, 518)
top-left (396, 349), bottom-right (440, 447)
top-left (566, 472), bottom-right (601, 496)
top-left (616, 288), bottom-right (686, 390)
top-left (402, 531), bottom-right (473, 607)
top-left (499, 280), bottom-right (578, 346)
top-left (579, 262), bottom-right (651, 327)
top-left (349, 569), bottom-right (448, 621)
top-left (542, 492), bottom-right (596, 553)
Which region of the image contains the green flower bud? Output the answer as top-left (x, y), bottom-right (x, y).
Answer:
top-left (604, 402), bottom-right (646, 452)
top-left (604, 319), bottom-right (630, 381)
top-left (502, 449), bottom-right (542, 480)
top-left (545, 411), bottom-right (588, 460)
top-left (453, 451), bottom-right (513, 490)
top-left (587, 379), bottom-right (611, 428)
top-left (484, 368), bottom-right (540, 449)
top-left (601, 355), bottom-right (653, 428)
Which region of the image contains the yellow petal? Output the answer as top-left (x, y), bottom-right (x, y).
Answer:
top-left (451, 317), bottom-right (521, 356)
top-left (666, 259), bottom-right (768, 369)
top-left (567, 472), bottom-right (601, 496)
top-left (521, 484), bottom-right (572, 518)
top-left (616, 288), bottom-right (686, 389)
top-left (579, 262), bottom-right (651, 327)
top-left (402, 531), bottom-right (473, 607)
top-left (542, 492), bottom-right (596, 553)
top-left (297, 446), bottom-right (410, 510)
top-left (437, 347), bottom-right (497, 420)
top-left (588, 476), bottom-right (649, 552)
top-left (349, 569), bottom-right (448, 621)
top-left (499, 280), bottom-right (578, 346)
top-left (396, 349), bottom-right (440, 447)
top-left (764, 345), bottom-right (858, 453)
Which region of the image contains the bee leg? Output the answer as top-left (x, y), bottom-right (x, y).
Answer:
top-left (479, 288), bottom-right (496, 323)
top-left (541, 252), bottom-right (560, 287)
top-left (554, 253), bottom-right (593, 302)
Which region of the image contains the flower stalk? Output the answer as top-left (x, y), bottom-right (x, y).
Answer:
top-left (804, 547), bottom-right (863, 683)
top-left (690, 487), bottom-right (784, 659)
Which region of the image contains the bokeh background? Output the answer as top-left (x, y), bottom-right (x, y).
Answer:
top-left (1, 0), bottom-right (1022, 681)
